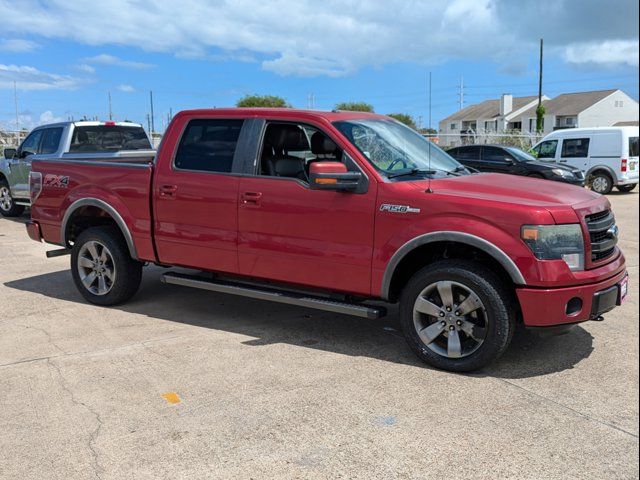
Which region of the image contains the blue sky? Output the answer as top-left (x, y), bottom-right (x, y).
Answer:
top-left (0, 0), bottom-right (638, 132)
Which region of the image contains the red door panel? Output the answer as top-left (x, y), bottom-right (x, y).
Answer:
top-left (237, 177), bottom-right (376, 295)
top-left (153, 170), bottom-right (240, 273)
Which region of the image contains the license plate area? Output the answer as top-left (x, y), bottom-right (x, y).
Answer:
top-left (618, 276), bottom-right (629, 305)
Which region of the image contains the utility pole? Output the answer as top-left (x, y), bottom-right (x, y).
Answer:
top-left (149, 90), bottom-right (155, 134)
top-left (428, 71), bottom-right (432, 131)
top-left (13, 81), bottom-right (19, 144)
top-left (458, 76), bottom-right (464, 111)
top-left (146, 113), bottom-right (151, 134)
top-left (108, 91), bottom-right (113, 120)
top-left (536, 38), bottom-right (544, 134)
top-left (307, 92), bottom-right (315, 109)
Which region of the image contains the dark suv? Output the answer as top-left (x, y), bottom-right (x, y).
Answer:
top-left (447, 145), bottom-right (585, 186)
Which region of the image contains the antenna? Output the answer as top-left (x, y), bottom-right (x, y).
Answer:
top-left (108, 91), bottom-right (113, 120)
top-left (426, 71), bottom-right (433, 193)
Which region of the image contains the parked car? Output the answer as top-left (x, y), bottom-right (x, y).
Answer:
top-left (531, 126), bottom-right (639, 194)
top-left (25, 109), bottom-right (628, 372)
top-left (447, 144), bottom-right (585, 186)
top-left (0, 121), bottom-right (154, 217)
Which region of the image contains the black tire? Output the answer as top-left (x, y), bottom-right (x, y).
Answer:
top-left (399, 260), bottom-right (515, 372)
top-left (617, 183), bottom-right (637, 193)
top-left (71, 226), bottom-right (143, 306)
top-left (589, 172), bottom-right (614, 194)
top-left (0, 179), bottom-right (25, 217)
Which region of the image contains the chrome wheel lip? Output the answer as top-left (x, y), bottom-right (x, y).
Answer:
top-left (77, 241), bottom-right (116, 296)
top-left (0, 186), bottom-right (12, 212)
top-left (413, 280), bottom-right (488, 359)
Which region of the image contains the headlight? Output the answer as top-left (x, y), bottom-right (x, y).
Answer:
top-left (551, 168), bottom-right (574, 178)
top-left (521, 224), bottom-right (585, 271)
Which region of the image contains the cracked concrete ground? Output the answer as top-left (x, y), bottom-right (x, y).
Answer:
top-left (0, 192), bottom-right (638, 479)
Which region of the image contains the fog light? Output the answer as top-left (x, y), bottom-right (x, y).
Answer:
top-left (566, 297), bottom-right (583, 316)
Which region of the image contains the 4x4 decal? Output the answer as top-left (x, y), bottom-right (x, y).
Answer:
top-left (43, 174), bottom-right (69, 188)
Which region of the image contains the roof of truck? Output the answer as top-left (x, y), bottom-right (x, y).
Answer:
top-left (176, 108), bottom-right (389, 122)
top-left (31, 120), bottom-right (144, 130)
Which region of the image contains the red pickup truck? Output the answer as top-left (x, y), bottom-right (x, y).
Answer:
top-left (26, 108), bottom-right (628, 372)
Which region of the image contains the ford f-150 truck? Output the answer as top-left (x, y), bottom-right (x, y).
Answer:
top-left (0, 120), bottom-right (153, 217)
top-left (25, 109), bottom-right (628, 372)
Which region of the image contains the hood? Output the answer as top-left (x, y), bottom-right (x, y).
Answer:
top-left (417, 173), bottom-right (600, 209)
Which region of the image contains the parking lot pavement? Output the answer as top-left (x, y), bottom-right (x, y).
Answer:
top-left (0, 192), bottom-right (638, 480)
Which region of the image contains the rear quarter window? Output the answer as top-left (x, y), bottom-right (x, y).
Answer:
top-left (69, 126), bottom-right (152, 152)
top-left (629, 137), bottom-right (639, 157)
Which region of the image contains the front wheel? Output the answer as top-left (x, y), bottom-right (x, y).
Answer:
top-left (617, 183), bottom-right (637, 193)
top-left (71, 226), bottom-right (143, 306)
top-left (0, 179), bottom-right (25, 217)
top-left (399, 260), bottom-right (515, 372)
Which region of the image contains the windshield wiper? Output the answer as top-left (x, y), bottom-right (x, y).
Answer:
top-left (387, 168), bottom-right (437, 178)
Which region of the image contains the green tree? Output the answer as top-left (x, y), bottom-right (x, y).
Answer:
top-left (236, 94), bottom-right (290, 108)
top-left (387, 113), bottom-right (417, 130)
top-left (535, 104), bottom-right (545, 133)
top-left (334, 101), bottom-right (374, 112)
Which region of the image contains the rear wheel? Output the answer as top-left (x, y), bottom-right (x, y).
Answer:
top-left (71, 226), bottom-right (143, 306)
top-left (0, 179), bottom-right (25, 217)
top-left (617, 183), bottom-right (637, 193)
top-left (589, 172), bottom-right (613, 194)
top-left (399, 260), bottom-right (515, 372)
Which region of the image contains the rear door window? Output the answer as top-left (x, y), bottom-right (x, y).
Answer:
top-left (174, 119), bottom-right (244, 173)
top-left (534, 140), bottom-right (558, 159)
top-left (40, 127), bottom-right (64, 154)
top-left (453, 146), bottom-right (480, 161)
top-left (70, 126), bottom-right (152, 152)
top-left (629, 137), bottom-right (639, 157)
top-left (482, 146), bottom-right (510, 162)
top-left (561, 138), bottom-right (590, 158)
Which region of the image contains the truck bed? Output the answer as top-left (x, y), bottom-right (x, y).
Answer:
top-left (31, 157), bottom-right (157, 262)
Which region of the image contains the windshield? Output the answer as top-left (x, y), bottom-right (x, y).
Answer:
top-left (505, 146), bottom-right (536, 162)
top-left (334, 119), bottom-right (465, 180)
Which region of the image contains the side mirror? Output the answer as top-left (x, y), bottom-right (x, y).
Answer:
top-left (309, 161), bottom-right (361, 191)
top-left (3, 148), bottom-right (16, 160)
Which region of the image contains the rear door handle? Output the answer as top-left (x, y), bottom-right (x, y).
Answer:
top-left (241, 191), bottom-right (262, 205)
top-left (159, 185), bottom-right (178, 197)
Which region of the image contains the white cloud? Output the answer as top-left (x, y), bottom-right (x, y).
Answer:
top-left (75, 64), bottom-right (96, 73)
top-left (117, 84), bottom-right (135, 92)
top-left (0, 38), bottom-right (39, 53)
top-left (1, 110), bottom-right (65, 131)
top-left (39, 110), bottom-right (65, 124)
top-left (0, 0), bottom-right (637, 77)
top-left (564, 40), bottom-right (640, 68)
top-left (0, 64), bottom-right (84, 90)
top-left (84, 54), bottom-right (155, 70)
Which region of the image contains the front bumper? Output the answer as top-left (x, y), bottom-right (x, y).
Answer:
top-left (517, 268), bottom-right (628, 327)
top-left (26, 220), bottom-right (42, 242)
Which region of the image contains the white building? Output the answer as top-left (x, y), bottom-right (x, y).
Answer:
top-left (439, 89), bottom-right (639, 147)
top-left (517, 89), bottom-right (639, 135)
top-left (438, 94), bottom-right (548, 146)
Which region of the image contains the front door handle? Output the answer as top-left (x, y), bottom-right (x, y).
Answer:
top-left (159, 185), bottom-right (178, 197)
top-left (241, 191), bottom-right (262, 205)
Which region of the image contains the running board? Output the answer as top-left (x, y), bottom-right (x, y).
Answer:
top-left (161, 272), bottom-right (386, 319)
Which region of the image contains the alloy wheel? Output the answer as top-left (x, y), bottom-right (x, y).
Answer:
top-left (413, 280), bottom-right (488, 359)
top-left (77, 241), bottom-right (116, 296)
top-left (0, 186), bottom-right (12, 212)
top-left (591, 176), bottom-right (610, 194)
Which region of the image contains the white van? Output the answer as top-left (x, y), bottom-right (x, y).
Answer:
top-left (531, 127), bottom-right (639, 194)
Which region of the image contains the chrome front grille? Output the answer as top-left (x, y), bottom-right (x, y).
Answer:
top-left (585, 210), bottom-right (617, 262)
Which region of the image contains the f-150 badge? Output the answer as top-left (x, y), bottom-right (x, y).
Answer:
top-left (380, 204), bottom-right (421, 214)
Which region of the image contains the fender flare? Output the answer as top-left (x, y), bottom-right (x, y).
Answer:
top-left (586, 165), bottom-right (618, 184)
top-left (61, 197), bottom-right (138, 260)
top-left (380, 231), bottom-right (526, 301)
